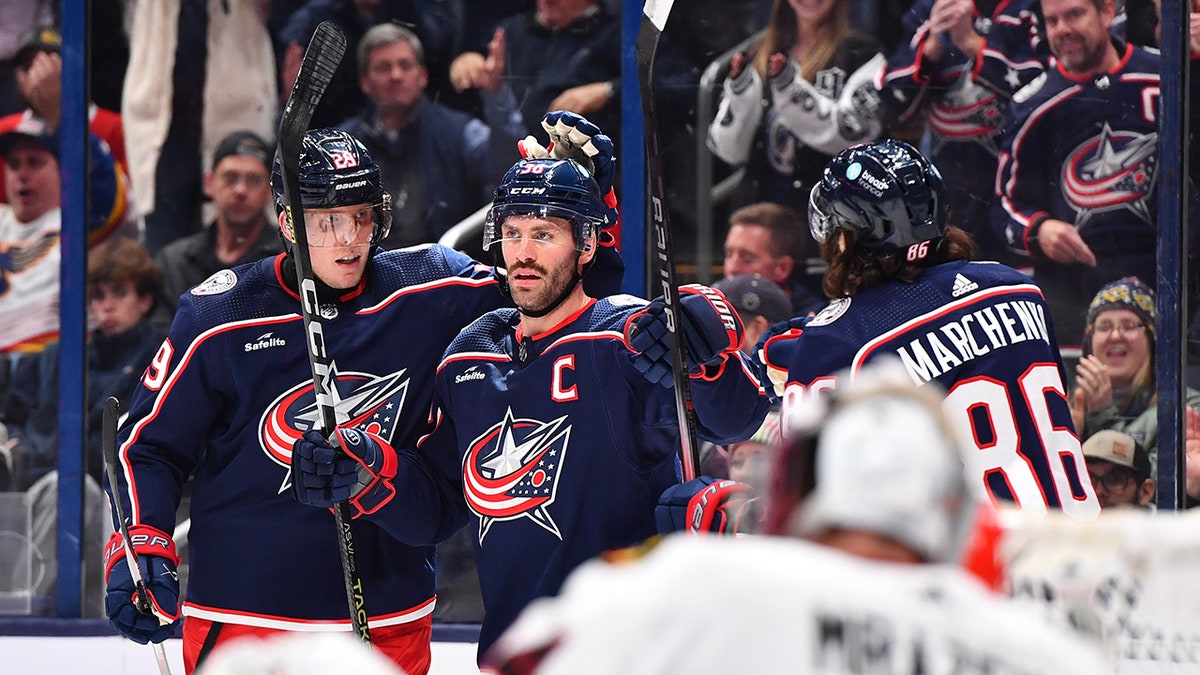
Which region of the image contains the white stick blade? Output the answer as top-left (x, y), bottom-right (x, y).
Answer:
top-left (643, 0), bottom-right (675, 32)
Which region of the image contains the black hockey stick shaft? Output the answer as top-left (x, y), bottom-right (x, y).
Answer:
top-left (103, 397), bottom-right (174, 675)
top-left (277, 22), bottom-right (372, 645)
top-left (637, 0), bottom-right (700, 481)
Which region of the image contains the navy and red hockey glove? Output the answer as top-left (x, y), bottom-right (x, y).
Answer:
top-left (656, 477), bottom-right (760, 535)
top-left (103, 525), bottom-right (180, 644)
top-left (625, 284), bottom-right (743, 388)
top-left (752, 315), bottom-right (809, 401)
top-left (518, 110), bottom-right (616, 197)
top-left (291, 427), bottom-right (398, 518)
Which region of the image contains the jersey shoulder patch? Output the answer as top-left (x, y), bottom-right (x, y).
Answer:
top-left (807, 297), bottom-right (851, 327)
top-left (191, 269), bottom-right (238, 296)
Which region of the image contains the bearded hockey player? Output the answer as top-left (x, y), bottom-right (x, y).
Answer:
top-left (102, 128), bottom-right (504, 674)
top-left (756, 138), bottom-right (1099, 519)
top-left (292, 154), bottom-right (772, 659)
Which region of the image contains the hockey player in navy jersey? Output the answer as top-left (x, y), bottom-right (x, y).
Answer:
top-left (992, 0), bottom-right (1200, 344)
top-left (291, 154), bottom-right (772, 658)
top-left (756, 138), bottom-right (1100, 519)
top-left (102, 128), bottom-right (504, 675)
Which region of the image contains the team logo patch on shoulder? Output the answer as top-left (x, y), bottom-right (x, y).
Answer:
top-left (807, 297), bottom-right (850, 327)
top-left (191, 269), bottom-right (237, 296)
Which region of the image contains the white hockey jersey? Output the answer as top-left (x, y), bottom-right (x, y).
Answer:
top-left (485, 535), bottom-right (1111, 674)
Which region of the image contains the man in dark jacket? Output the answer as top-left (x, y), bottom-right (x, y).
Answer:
top-left (154, 130), bottom-right (281, 325)
top-left (339, 23), bottom-right (516, 249)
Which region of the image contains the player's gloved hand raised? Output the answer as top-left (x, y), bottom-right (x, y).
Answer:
top-left (625, 284), bottom-right (743, 388)
top-left (753, 316), bottom-right (809, 400)
top-left (518, 110), bottom-right (616, 196)
top-left (291, 427), bottom-right (398, 518)
top-left (656, 477), bottom-right (760, 535)
top-left (103, 525), bottom-right (180, 644)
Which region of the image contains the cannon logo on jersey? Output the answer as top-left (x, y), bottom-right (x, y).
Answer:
top-left (258, 364), bottom-right (410, 493)
top-left (929, 67), bottom-right (1005, 156)
top-left (192, 269), bottom-right (238, 296)
top-left (463, 408), bottom-right (571, 544)
top-left (1062, 123), bottom-right (1157, 227)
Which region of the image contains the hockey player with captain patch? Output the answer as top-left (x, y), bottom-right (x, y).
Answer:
top-left (102, 128), bottom-right (505, 675)
top-left (291, 122), bottom-right (772, 659)
top-left (756, 138), bottom-right (1100, 519)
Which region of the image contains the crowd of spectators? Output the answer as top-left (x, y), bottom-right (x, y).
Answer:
top-left (1, 0), bottom-right (1197, 619)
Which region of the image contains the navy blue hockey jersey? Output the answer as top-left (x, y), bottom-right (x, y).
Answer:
top-left (879, 0), bottom-right (1047, 264)
top-left (992, 42), bottom-right (1200, 340)
top-left (771, 261), bottom-right (1098, 519)
top-left (108, 246), bottom-right (504, 630)
top-left (372, 295), bottom-right (771, 656)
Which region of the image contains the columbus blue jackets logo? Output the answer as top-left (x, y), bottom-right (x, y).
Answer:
top-left (463, 408), bottom-right (571, 544)
top-left (1062, 123), bottom-right (1157, 226)
top-left (929, 67), bottom-right (1006, 155)
top-left (259, 364), bottom-right (410, 493)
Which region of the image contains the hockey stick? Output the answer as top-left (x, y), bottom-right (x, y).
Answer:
top-left (277, 22), bottom-right (372, 645)
top-left (637, 0), bottom-right (700, 481)
top-left (102, 397), bottom-right (174, 675)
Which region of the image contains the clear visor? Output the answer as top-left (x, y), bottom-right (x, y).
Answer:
top-left (483, 204), bottom-right (596, 253)
top-left (808, 184), bottom-right (835, 245)
top-left (290, 205), bottom-right (374, 247)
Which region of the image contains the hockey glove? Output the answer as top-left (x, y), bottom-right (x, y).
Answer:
top-left (518, 110), bottom-right (616, 197)
top-left (752, 316), bottom-right (809, 400)
top-left (656, 477), bottom-right (760, 535)
top-left (625, 284), bottom-right (743, 388)
top-left (291, 427), bottom-right (398, 518)
top-left (103, 525), bottom-right (180, 644)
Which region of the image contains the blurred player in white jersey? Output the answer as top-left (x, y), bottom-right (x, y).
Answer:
top-left (481, 359), bottom-right (1112, 674)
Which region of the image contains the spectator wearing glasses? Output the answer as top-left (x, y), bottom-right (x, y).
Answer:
top-left (154, 130), bottom-right (282, 324)
top-left (1082, 430), bottom-right (1155, 509)
top-left (1070, 277), bottom-right (1200, 470)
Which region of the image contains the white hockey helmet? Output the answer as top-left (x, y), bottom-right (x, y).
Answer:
top-left (775, 358), bottom-right (979, 563)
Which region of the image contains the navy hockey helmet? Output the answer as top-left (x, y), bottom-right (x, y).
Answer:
top-left (271, 128), bottom-right (392, 246)
top-left (808, 139), bottom-right (945, 257)
top-left (483, 158), bottom-right (611, 254)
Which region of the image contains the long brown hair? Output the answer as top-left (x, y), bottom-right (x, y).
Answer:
top-left (820, 226), bottom-right (976, 299)
top-left (752, 0), bottom-right (852, 82)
